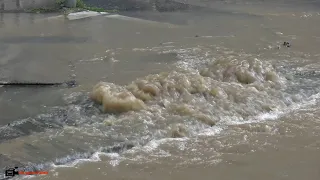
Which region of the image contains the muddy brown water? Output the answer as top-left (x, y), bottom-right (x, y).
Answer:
top-left (0, 1), bottom-right (320, 179)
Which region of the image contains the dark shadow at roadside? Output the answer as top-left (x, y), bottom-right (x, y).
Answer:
top-left (0, 36), bottom-right (89, 44)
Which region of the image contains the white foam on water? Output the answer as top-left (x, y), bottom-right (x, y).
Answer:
top-left (103, 153), bottom-right (120, 159)
top-left (197, 126), bottom-right (224, 136)
top-left (13, 92), bottom-right (319, 178)
top-left (142, 139), bottom-right (164, 153)
top-left (125, 137), bottom-right (188, 156)
top-left (99, 153), bottom-right (124, 167)
top-left (52, 152), bottom-right (102, 168)
top-left (109, 159), bottom-right (121, 167)
top-left (161, 42), bottom-right (175, 45)
top-left (132, 48), bottom-right (152, 52)
top-left (78, 56), bottom-right (108, 62)
top-left (67, 91), bottom-right (320, 170)
top-left (219, 92), bottom-right (320, 127)
top-left (201, 35), bottom-right (235, 38)
top-left (256, 112), bottom-right (280, 121)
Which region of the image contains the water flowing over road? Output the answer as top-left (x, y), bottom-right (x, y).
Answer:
top-left (0, 0), bottom-right (320, 179)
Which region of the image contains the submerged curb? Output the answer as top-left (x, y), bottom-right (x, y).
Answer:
top-left (66, 10), bottom-right (108, 20)
top-left (33, 10), bottom-right (109, 23)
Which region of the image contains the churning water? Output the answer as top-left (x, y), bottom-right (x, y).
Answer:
top-left (0, 1), bottom-right (320, 179)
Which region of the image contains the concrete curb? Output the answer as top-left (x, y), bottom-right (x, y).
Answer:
top-left (33, 11), bottom-right (108, 23)
top-left (66, 11), bottom-right (108, 20)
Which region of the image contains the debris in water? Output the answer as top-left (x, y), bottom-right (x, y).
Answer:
top-left (283, 41), bottom-right (291, 47)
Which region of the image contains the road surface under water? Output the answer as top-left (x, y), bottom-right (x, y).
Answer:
top-left (0, 0), bottom-right (320, 180)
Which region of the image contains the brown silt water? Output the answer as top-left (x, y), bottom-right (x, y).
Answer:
top-left (0, 1), bottom-right (320, 180)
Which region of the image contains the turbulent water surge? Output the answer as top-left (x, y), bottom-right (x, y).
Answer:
top-left (2, 43), bottom-right (320, 178)
top-left (0, 1), bottom-right (320, 180)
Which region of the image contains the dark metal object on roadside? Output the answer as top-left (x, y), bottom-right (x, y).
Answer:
top-left (0, 80), bottom-right (77, 88)
top-left (283, 41), bottom-right (291, 47)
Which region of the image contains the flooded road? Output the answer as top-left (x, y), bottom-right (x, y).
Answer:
top-left (0, 0), bottom-right (320, 179)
